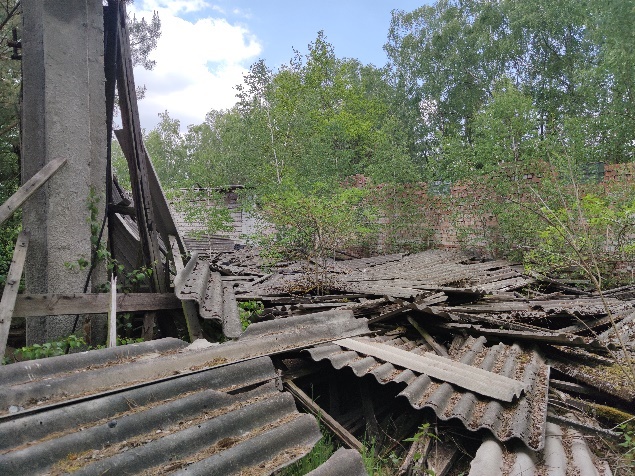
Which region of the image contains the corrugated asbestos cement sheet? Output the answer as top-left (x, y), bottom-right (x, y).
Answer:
top-left (336, 249), bottom-right (533, 292)
top-left (0, 355), bottom-right (320, 475)
top-left (306, 334), bottom-right (549, 450)
top-left (333, 338), bottom-right (525, 402)
top-left (0, 310), bottom-right (369, 412)
top-left (306, 448), bottom-right (367, 476)
top-left (468, 425), bottom-right (613, 476)
top-left (174, 254), bottom-right (243, 338)
top-left (0, 335), bottom-right (369, 475)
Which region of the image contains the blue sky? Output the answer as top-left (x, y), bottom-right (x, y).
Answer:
top-left (131, 1), bottom-right (429, 131)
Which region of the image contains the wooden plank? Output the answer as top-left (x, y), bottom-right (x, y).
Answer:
top-left (141, 311), bottom-right (156, 341)
top-left (169, 235), bottom-right (184, 274)
top-left (0, 158), bottom-right (66, 225)
top-left (0, 231), bottom-right (29, 357)
top-left (284, 380), bottom-right (364, 452)
top-left (114, 2), bottom-right (165, 293)
top-left (13, 292), bottom-right (182, 317)
top-left (407, 316), bottom-right (448, 356)
top-left (107, 276), bottom-right (117, 348)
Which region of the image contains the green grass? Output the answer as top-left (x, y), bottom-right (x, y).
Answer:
top-left (279, 429), bottom-right (336, 475)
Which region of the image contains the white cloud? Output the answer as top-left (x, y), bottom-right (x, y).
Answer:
top-left (129, 3), bottom-right (262, 131)
top-left (136, 0), bottom-right (209, 15)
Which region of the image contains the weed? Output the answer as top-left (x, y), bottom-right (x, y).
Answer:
top-left (279, 423), bottom-right (336, 475)
top-left (13, 335), bottom-right (86, 361)
top-left (618, 423), bottom-right (635, 470)
top-left (238, 300), bottom-right (264, 330)
top-left (361, 438), bottom-right (400, 475)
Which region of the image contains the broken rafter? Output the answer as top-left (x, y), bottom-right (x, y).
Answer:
top-left (284, 380), bottom-right (364, 453)
top-left (0, 158), bottom-right (66, 226)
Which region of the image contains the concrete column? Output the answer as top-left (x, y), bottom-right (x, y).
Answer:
top-left (22, 0), bottom-right (107, 344)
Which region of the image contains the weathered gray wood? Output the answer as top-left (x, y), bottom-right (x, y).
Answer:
top-left (114, 2), bottom-right (165, 293)
top-left (13, 292), bottom-right (182, 317)
top-left (107, 276), bottom-right (117, 348)
top-left (0, 231), bottom-right (29, 357)
top-left (169, 235), bottom-right (184, 274)
top-left (407, 316), bottom-right (448, 356)
top-left (141, 311), bottom-right (156, 341)
top-left (0, 157), bottom-right (66, 226)
top-left (284, 380), bottom-right (364, 452)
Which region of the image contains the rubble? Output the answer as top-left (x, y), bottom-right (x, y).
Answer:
top-left (214, 247), bottom-right (633, 474)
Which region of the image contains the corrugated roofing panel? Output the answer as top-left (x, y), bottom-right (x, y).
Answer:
top-left (174, 255), bottom-right (242, 337)
top-left (305, 448), bottom-right (368, 476)
top-left (1, 311), bottom-right (369, 413)
top-left (0, 366), bottom-right (320, 475)
top-left (306, 334), bottom-right (549, 450)
top-left (333, 337), bottom-right (526, 402)
top-left (467, 424), bottom-right (613, 476)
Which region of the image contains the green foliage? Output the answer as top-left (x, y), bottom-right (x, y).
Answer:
top-left (386, 0), bottom-right (635, 176)
top-left (0, 1), bottom-right (23, 289)
top-left (279, 428), bottom-right (336, 475)
top-left (404, 422), bottom-right (439, 444)
top-left (14, 335), bottom-right (86, 361)
top-left (521, 182), bottom-right (635, 289)
top-left (237, 300), bottom-right (263, 330)
top-left (252, 181), bottom-right (377, 265)
top-left (361, 438), bottom-right (400, 476)
top-left (166, 188), bottom-right (234, 238)
top-left (179, 32), bottom-right (417, 193)
top-left (145, 111), bottom-right (189, 188)
top-left (618, 422), bottom-right (635, 469)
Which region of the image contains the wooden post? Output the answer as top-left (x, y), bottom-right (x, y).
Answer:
top-left (107, 276), bottom-right (117, 347)
top-left (141, 311), bottom-right (156, 341)
top-left (0, 232), bottom-right (30, 358)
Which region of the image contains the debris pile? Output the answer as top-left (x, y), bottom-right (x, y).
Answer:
top-left (1, 248), bottom-right (633, 475)
top-left (216, 248), bottom-right (633, 475)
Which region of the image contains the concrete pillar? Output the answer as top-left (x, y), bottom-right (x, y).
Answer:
top-left (21, 0), bottom-right (107, 344)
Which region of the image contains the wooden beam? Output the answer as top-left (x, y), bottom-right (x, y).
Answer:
top-left (0, 231), bottom-right (29, 357)
top-left (407, 316), bottom-right (448, 356)
top-left (13, 292), bottom-right (182, 318)
top-left (284, 380), bottom-right (364, 452)
top-left (114, 2), bottom-right (165, 293)
top-left (0, 157), bottom-right (66, 226)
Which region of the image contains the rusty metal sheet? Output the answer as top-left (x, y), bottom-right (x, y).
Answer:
top-left (306, 334), bottom-right (549, 450)
top-left (334, 337), bottom-right (526, 402)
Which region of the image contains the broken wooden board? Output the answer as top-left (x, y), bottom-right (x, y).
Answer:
top-left (0, 232), bottom-right (29, 357)
top-left (284, 380), bottom-right (364, 452)
top-left (0, 158), bottom-right (66, 226)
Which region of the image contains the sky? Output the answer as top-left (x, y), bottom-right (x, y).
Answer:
top-left (129, 0), bottom-right (429, 132)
